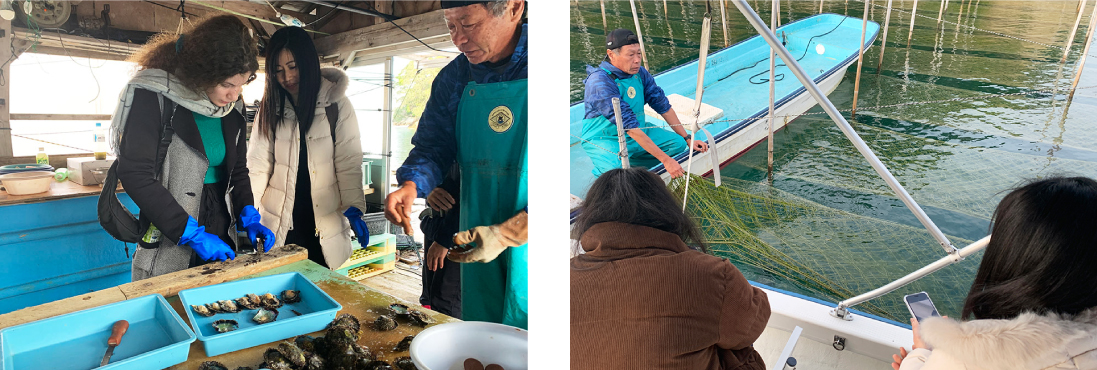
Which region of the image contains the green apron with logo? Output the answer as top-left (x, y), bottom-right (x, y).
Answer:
top-left (580, 68), bottom-right (687, 176)
top-left (456, 78), bottom-right (528, 329)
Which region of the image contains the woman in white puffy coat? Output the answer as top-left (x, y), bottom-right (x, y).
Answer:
top-left (248, 27), bottom-right (369, 269)
top-left (893, 177), bottom-right (1097, 370)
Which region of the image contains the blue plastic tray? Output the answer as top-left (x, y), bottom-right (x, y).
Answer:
top-left (177, 272), bottom-right (342, 357)
top-left (0, 294), bottom-right (195, 370)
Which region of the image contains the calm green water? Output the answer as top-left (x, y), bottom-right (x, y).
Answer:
top-left (572, 0), bottom-right (1097, 321)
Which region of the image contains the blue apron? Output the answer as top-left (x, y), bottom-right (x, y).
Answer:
top-left (580, 68), bottom-right (687, 176)
top-left (456, 78), bottom-right (529, 329)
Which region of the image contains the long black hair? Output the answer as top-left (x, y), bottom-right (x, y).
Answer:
top-left (259, 26), bottom-right (321, 138)
top-left (962, 176), bottom-right (1097, 320)
top-left (572, 168), bottom-right (707, 252)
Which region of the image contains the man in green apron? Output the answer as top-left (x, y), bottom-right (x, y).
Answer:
top-left (581, 28), bottom-right (709, 177)
top-left (386, 0), bottom-right (528, 329)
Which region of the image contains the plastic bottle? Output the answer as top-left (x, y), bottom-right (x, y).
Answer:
top-left (36, 147), bottom-right (48, 165)
top-left (93, 123), bottom-right (107, 160)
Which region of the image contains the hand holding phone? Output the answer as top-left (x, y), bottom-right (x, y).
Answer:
top-left (904, 291), bottom-right (940, 323)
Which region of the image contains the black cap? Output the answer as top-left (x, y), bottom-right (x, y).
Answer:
top-left (441, 1), bottom-right (491, 9)
top-left (606, 28), bottom-right (639, 50)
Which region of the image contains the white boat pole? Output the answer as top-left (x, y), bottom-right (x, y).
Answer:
top-left (819, 0), bottom-right (825, 14)
top-left (682, 12), bottom-right (714, 210)
top-left (629, 0), bottom-right (650, 71)
top-left (729, 0), bottom-right (959, 255)
top-left (877, 0), bottom-right (893, 72)
top-left (665, 0), bottom-right (669, 16)
top-left (1070, 1), bottom-right (1097, 100)
top-left (720, 0), bottom-right (731, 47)
top-left (907, 0), bottom-right (918, 46)
top-left (852, 0), bottom-right (870, 117)
top-left (600, 0), bottom-right (608, 31)
top-left (834, 236), bottom-right (989, 318)
top-left (612, 98), bottom-right (630, 169)
top-left (768, 0), bottom-right (778, 181)
top-left (1064, 0), bottom-right (1088, 63)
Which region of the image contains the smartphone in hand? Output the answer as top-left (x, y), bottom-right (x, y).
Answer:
top-left (904, 291), bottom-right (940, 323)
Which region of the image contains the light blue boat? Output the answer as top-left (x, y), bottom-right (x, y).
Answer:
top-left (570, 13), bottom-right (881, 201)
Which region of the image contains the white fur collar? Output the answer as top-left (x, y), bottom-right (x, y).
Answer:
top-left (317, 66), bottom-right (349, 105)
top-left (920, 308), bottom-right (1097, 369)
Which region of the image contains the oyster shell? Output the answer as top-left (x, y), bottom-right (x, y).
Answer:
top-left (304, 353), bottom-right (324, 370)
top-left (212, 319), bottom-right (238, 333)
top-left (408, 310), bottom-right (435, 327)
top-left (197, 361), bottom-right (229, 370)
top-left (217, 299), bottom-right (240, 313)
top-left (367, 360), bottom-right (394, 370)
top-left (281, 289), bottom-right (301, 304)
top-left (394, 335), bottom-right (415, 352)
top-left (373, 314), bottom-right (398, 331)
top-left (253, 307), bottom-right (279, 324)
top-left (294, 334), bottom-right (316, 353)
top-left (394, 356), bottom-right (417, 370)
top-left (389, 303), bottom-right (410, 317)
top-left (326, 326), bottom-right (359, 346)
top-left (261, 292), bottom-right (283, 309)
top-left (236, 295), bottom-right (259, 310)
top-left (207, 301), bottom-right (223, 313)
top-left (328, 313), bottom-right (361, 332)
top-left (276, 341), bottom-right (307, 368)
top-left (263, 348), bottom-right (295, 370)
top-left (324, 342), bottom-right (358, 369)
top-left (191, 304), bottom-right (215, 317)
top-left (233, 367), bottom-right (254, 370)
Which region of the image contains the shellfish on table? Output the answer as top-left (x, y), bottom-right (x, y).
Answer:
top-left (212, 319), bottom-right (238, 333)
top-left (253, 307), bottom-right (279, 324)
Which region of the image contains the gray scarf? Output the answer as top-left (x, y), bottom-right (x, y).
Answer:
top-left (108, 68), bottom-right (238, 152)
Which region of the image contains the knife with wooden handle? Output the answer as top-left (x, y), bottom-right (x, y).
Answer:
top-left (100, 320), bottom-right (129, 366)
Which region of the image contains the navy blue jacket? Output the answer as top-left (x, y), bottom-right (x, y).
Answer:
top-left (582, 60), bottom-right (672, 130)
top-left (396, 23), bottom-right (528, 198)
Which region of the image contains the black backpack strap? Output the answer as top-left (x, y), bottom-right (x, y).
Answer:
top-left (97, 93), bottom-right (177, 244)
top-left (327, 102), bottom-right (338, 145)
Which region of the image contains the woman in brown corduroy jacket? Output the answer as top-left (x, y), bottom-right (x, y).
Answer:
top-left (571, 168), bottom-right (771, 370)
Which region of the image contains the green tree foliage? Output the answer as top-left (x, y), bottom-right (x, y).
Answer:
top-left (393, 60), bottom-right (441, 127)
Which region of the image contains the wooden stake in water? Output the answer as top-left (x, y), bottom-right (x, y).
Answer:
top-left (631, 0), bottom-right (645, 70)
top-left (664, 0), bottom-right (669, 16)
top-left (820, 0), bottom-right (825, 14)
top-left (720, 0), bottom-right (730, 47)
top-left (1069, 1), bottom-right (1097, 100)
top-left (937, 0), bottom-right (946, 24)
top-left (1064, 0), bottom-right (1089, 63)
top-left (769, 0), bottom-right (779, 182)
top-left (600, 0), bottom-right (608, 31)
top-left (877, 0), bottom-right (893, 72)
top-left (907, 0), bottom-right (919, 45)
top-left (629, 0), bottom-right (650, 71)
top-left (852, 0), bottom-right (871, 117)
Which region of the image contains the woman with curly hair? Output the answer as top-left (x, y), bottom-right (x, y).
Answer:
top-left (247, 26), bottom-right (367, 269)
top-left (111, 15), bottom-right (275, 280)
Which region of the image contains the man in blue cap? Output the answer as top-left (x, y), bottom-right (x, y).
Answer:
top-left (581, 28), bottom-right (708, 177)
top-left (385, 0), bottom-right (527, 329)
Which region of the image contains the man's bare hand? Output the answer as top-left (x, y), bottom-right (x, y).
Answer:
top-left (384, 182), bottom-right (417, 235)
top-left (661, 157), bottom-right (685, 178)
top-left (690, 139), bottom-right (709, 153)
top-left (427, 187), bottom-right (456, 212)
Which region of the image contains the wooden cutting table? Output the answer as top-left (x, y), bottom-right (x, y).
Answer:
top-left (0, 245), bottom-right (457, 368)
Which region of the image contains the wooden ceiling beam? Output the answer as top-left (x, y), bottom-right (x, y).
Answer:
top-left (313, 9), bottom-right (449, 66)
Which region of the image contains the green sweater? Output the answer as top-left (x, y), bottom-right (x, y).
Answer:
top-left (192, 112), bottom-right (225, 184)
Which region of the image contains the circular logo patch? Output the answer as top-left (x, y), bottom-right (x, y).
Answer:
top-left (627, 86), bottom-right (637, 99)
top-left (488, 105), bottom-right (514, 133)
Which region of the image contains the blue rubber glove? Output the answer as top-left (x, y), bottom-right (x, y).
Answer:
top-left (179, 217), bottom-right (235, 261)
top-left (344, 206), bottom-right (370, 248)
top-left (240, 205), bottom-right (276, 252)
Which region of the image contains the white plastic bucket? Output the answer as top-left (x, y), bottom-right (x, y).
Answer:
top-left (0, 171), bottom-right (54, 195)
top-left (410, 322), bottom-right (528, 370)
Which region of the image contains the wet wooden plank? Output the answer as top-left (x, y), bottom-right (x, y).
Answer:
top-left (0, 287), bottom-right (128, 328)
top-left (167, 260), bottom-right (457, 369)
top-left (118, 245), bottom-right (309, 299)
